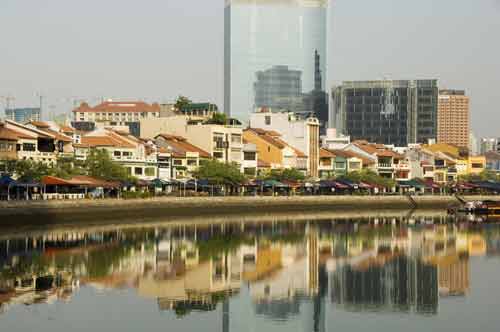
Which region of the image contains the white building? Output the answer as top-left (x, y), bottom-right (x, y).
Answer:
top-left (250, 111), bottom-right (320, 178)
top-left (141, 116), bottom-right (244, 167)
top-left (74, 128), bottom-right (169, 181)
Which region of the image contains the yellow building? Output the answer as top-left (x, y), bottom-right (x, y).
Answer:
top-left (424, 143), bottom-right (460, 159)
top-left (243, 128), bottom-right (307, 171)
top-left (467, 156), bottom-right (486, 175)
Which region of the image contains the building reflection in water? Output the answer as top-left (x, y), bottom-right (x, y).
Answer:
top-left (0, 216), bottom-right (497, 327)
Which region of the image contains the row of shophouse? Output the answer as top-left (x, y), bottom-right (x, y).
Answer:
top-left (0, 100), bottom-right (495, 184)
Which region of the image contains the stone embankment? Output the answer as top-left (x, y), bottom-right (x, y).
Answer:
top-left (0, 195), bottom-right (497, 228)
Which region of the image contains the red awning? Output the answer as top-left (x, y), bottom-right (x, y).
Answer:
top-left (42, 176), bottom-right (94, 186)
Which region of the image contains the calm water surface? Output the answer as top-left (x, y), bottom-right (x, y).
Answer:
top-left (1, 214), bottom-right (500, 331)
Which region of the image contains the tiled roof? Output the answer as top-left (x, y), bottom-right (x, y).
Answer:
top-left (5, 120), bottom-right (52, 139)
top-left (72, 101), bottom-right (160, 113)
top-left (329, 149), bottom-right (376, 166)
top-left (39, 128), bottom-right (73, 142)
top-left (245, 128), bottom-right (286, 149)
top-left (0, 123), bottom-right (21, 141)
top-left (246, 128), bottom-right (307, 157)
top-left (60, 125), bottom-right (75, 133)
top-left (319, 148), bottom-right (335, 158)
top-left (29, 121), bottom-right (50, 128)
top-left (80, 134), bottom-right (136, 148)
top-left (156, 134), bottom-right (210, 158)
top-left (353, 141), bottom-right (403, 158)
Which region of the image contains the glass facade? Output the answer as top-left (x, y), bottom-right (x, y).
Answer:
top-left (224, 0), bottom-right (330, 127)
top-left (4, 108), bottom-right (41, 124)
top-left (332, 80), bottom-right (439, 146)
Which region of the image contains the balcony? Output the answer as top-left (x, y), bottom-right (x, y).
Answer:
top-left (395, 163), bottom-right (410, 170)
top-left (423, 171), bottom-right (435, 178)
top-left (377, 163), bottom-right (394, 169)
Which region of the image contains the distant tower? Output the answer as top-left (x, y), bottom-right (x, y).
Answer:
top-left (314, 50), bottom-right (322, 92)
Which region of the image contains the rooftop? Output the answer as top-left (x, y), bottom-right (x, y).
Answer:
top-left (155, 134), bottom-right (210, 158)
top-left (72, 101), bottom-right (160, 114)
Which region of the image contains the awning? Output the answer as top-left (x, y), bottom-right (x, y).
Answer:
top-left (42, 176), bottom-right (93, 186)
top-left (472, 181), bottom-right (500, 191)
top-left (0, 175), bottom-right (16, 187)
top-left (336, 180), bottom-right (359, 189)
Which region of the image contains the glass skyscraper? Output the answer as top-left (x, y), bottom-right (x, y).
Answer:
top-left (224, 0), bottom-right (330, 127)
top-left (331, 80), bottom-right (439, 146)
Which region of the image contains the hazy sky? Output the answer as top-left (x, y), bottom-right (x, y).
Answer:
top-left (0, 0), bottom-right (499, 136)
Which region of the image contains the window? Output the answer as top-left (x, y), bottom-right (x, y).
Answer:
top-left (335, 162), bottom-right (346, 169)
top-left (213, 152), bottom-right (224, 159)
top-left (265, 116), bottom-right (271, 125)
top-left (173, 159), bottom-right (183, 166)
top-left (0, 142), bottom-right (14, 152)
top-left (349, 162), bottom-right (361, 170)
top-left (187, 158), bottom-right (197, 166)
top-left (113, 151), bottom-right (121, 157)
top-left (134, 167), bottom-right (143, 175)
top-left (231, 134), bottom-right (242, 144)
top-left (145, 167), bottom-right (156, 177)
top-left (244, 152), bottom-right (256, 161)
top-left (22, 143), bottom-right (36, 151)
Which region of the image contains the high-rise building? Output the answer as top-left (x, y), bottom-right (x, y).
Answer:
top-left (437, 90), bottom-right (470, 149)
top-left (4, 108), bottom-right (41, 124)
top-left (331, 80), bottom-right (438, 146)
top-left (254, 65), bottom-right (304, 113)
top-left (479, 138), bottom-right (498, 154)
top-left (224, 0), bottom-right (330, 126)
top-left (469, 131), bottom-right (478, 156)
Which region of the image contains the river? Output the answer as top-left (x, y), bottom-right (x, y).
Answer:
top-left (1, 212), bottom-right (499, 331)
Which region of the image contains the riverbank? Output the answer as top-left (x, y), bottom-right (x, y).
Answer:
top-left (0, 195), bottom-right (498, 227)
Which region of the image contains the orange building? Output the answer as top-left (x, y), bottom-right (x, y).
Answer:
top-left (438, 90), bottom-right (470, 149)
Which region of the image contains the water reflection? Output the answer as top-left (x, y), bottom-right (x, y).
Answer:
top-left (0, 215), bottom-right (499, 329)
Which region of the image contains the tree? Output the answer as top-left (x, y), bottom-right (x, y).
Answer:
top-left (174, 95), bottom-right (192, 111)
top-left (49, 156), bottom-right (85, 179)
top-left (83, 149), bottom-right (134, 182)
top-left (340, 169), bottom-right (396, 188)
top-left (204, 112), bottom-right (227, 125)
top-left (193, 159), bottom-right (245, 185)
top-left (12, 160), bottom-right (51, 182)
top-left (458, 170), bottom-right (499, 182)
top-left (263, 168), bottom-right (305, 182)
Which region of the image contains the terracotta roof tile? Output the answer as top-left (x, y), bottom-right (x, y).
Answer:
top-left (155, 133), bottom-right (210, 158)
top-left (29, 121), bottom-right (50, 128)
top-left (320, 148), bottom-right (336, 158)
top-left (60, 125), bottom-right (75, 133)
top-left (72, 101), bottom-right (160, 114)
top-left (40, 128), bottom-right (73, 142)
top-left (0, 124), bottom-right (21, 141)
top-left (329, 149), bottom-right (376, 166)
top-left (80, 136), bottom-right (135, 148)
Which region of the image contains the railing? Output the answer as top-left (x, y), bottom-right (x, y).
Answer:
top-left (395, 163), bottom-right (410, 169)
top-left (378, 163), bottom-right (394, 168)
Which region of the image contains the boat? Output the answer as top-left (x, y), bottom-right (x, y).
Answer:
top-left (459, 200), bottom-right (500, 216)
